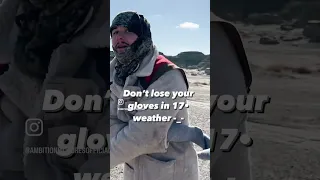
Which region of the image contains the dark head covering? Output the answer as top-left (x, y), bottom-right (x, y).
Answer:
top-left (111, 11), bottom-right (154, 87)
top-left (110, 11), bottom-right (151, 39)
top-left (13, 0), bottom-right (102, 79)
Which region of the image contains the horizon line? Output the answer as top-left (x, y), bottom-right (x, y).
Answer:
top-left (110, 50), bottom-right (210, 56)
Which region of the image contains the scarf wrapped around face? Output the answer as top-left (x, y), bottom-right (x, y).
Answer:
top-left (13, 0), bottom-right (101, 79)
top-left (113, 36), bottom-right (154, 87)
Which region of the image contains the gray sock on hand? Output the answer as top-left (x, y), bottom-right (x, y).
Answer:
top-left (168, 123), bottom-right (210, 150)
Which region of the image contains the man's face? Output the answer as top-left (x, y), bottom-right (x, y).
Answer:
top-left (111, 26), bottom-right (138, 54)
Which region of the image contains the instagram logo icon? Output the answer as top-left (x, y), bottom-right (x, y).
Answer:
top-left (25, 118), bottom-right (43, 136)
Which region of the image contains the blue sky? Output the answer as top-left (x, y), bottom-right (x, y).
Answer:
top-left (110, 0), bottom-right (210, 56)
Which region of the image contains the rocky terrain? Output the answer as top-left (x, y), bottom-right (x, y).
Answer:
top-left (213, 0), bottom-right (320, 44)
top-left (213, 1), bottom-right (320, 179)
top-left (243, 39), bottom-right (320, 180)
top-left (110, 51), bottom-right (210, 75)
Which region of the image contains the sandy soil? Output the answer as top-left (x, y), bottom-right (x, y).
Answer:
top-left (236, 23), bottom-right (320, 180)
top-left (110, 73), bottom-right (210, 180)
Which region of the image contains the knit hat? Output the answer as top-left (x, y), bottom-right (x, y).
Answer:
top-left (110, 11), bottom-right (151, 39)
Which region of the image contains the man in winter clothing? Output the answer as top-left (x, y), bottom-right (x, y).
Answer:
top-left (0, 0), bottom-right (109, 179)
top-left (210, 11), bottom-right (253, 180)
top-left (110, 11), bottom-right (209, 180)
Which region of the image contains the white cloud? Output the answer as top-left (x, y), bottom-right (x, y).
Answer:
top-left (176, 22), bottom-right (199, 29)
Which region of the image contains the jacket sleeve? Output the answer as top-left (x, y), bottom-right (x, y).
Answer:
top-left (110, 69), bottom-right (188, 168)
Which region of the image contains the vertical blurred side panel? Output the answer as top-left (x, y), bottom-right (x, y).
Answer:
top-left (210, 12), bottom-right (253, 180)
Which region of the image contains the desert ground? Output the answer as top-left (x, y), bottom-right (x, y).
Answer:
top-left (237, 23), bottom-right (320, 180)
top-left (110, 71), bottom-right (211, 180)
